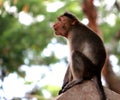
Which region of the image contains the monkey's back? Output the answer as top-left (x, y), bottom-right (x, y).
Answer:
top-left (68, 24), bottom-right (106, 70)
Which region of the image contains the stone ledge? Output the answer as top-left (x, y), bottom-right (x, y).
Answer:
top-left (55, 81), bottom-right (120, 100)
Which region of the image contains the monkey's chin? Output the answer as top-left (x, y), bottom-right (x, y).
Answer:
top-left (54, 31), bottom-right (60, 36)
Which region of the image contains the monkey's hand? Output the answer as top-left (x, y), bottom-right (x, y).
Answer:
top-left (58, 82), bottom-right (69, 95)
top-left (59, 79), bottom-right (83, 94)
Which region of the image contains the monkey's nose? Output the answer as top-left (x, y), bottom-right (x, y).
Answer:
top-left (53, 24), bottom-right (55, 27)
top-left (53, 24), bottom-right (57, 30)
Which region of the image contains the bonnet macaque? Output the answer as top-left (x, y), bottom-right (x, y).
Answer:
top-left (53, 12), bottom-right (106, 100)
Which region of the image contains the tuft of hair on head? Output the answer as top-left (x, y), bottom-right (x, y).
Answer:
top-left (63, 12), bottom-right (76, 20)
top-left (63, 12), bottom-right (79, 25)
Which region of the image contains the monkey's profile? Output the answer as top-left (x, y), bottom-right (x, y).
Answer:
top-left (53, 12), bottom-right (106, 100)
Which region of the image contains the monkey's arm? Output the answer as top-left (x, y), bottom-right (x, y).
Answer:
top-left (71, 50), bottom-right (95, 79)
top-left (60, 50), bottom-right (96, 93)
top-left (59, 65), bottom-right (73, 94)
top-left (63, 65), bottom-right (73, 86)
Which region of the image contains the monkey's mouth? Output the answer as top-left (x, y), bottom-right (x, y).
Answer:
top-left (54, 30), bottom-right (60, 35)
top-left (53, 28), bottom-right (58, 33)
top-left (54, 31), bottom-right (58, 35)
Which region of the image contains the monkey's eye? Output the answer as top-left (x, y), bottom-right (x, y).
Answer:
top-left (57, 17), bottom-right (61, 21)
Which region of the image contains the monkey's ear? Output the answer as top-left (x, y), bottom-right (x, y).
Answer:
top-left (72, 20), bottom-right (78, 25)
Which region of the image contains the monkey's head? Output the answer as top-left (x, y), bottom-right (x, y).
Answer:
top-left (53, 12), bottom-right (79, 38)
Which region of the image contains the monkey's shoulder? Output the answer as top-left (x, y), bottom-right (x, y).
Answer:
top-left (69, 27), bottom-right (106, 55)
top-left (71, 27), bottom-right (102, 43)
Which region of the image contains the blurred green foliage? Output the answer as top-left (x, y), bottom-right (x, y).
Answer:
top-left (44, 85), bottom-right (60, 97)
top-left (0, 0), bottom-right (84, 73)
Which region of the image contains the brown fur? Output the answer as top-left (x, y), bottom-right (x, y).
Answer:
top-left (53, 12), bottom-right (106, 100)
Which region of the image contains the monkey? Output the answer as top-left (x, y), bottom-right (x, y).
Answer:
top-left (53, 12), bottom-right (106, 100)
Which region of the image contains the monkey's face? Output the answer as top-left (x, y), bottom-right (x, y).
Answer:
top-left (53, 16), bottom-right (73, 37)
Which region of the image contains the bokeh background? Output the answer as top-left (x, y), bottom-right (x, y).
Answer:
top-left (0, 0), bottom-right (120, 100)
